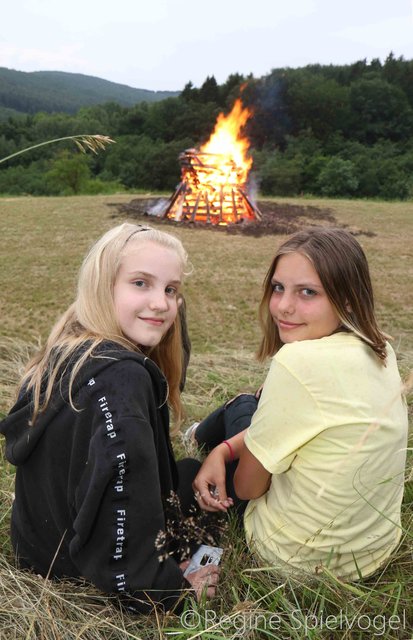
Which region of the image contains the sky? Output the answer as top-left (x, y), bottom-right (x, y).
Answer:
top-left (2, 0), bottom-right (413, 92)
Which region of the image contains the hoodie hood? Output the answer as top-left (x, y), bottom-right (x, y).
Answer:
top-left (0, 343), bottom-right (168, 466)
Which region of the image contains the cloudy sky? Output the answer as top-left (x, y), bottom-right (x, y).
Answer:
top-left (2, 0), bottom-right (413, 91)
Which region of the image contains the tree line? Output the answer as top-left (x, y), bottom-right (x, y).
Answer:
top-left (1, 53), bottom-right (413, 200)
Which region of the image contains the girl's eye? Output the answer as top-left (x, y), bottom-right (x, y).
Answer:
top-left (301, 288), bottom-right (317, 297)
top-left (165, 286), bottom-right (177, 296)
top-left (272, 283), bottom-right (284, 293)
top-left (134, 280), bottom-right (146, 288)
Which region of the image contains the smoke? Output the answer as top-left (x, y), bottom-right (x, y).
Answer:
top-left (147, 198), bottom-right (169, 216)
top-left (247, 172), bottom-right (260, 204)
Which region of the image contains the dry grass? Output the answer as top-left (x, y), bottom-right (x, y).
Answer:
top-left (0, 194), bottom-right (412, 639)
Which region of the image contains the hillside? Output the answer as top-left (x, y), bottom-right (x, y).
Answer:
top-left (0, 67), bottom-right (180, 117)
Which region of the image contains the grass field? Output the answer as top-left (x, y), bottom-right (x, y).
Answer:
top-left (0, 194), bottom-right (412, 639)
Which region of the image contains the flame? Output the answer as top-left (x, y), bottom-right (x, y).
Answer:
top-left (200, 98), bottom-right (253, 183)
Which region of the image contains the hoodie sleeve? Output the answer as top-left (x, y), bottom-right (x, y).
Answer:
top-left (68, 359), bottom-right (191, 613)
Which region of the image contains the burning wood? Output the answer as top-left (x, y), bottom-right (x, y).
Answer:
top-left (163, 99), bottom-right (261, 226)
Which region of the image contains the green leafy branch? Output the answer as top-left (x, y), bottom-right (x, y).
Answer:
top-left (0, 134), bottom-right (115, 165)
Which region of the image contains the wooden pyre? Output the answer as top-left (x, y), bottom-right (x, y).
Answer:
top-left (163, 149), bottom-right (261, 225)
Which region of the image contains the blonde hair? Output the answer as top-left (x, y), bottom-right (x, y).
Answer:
top-left (20, 223), bottom-right (188, 426)
top-left (257, 227), bottom-right (388, 363)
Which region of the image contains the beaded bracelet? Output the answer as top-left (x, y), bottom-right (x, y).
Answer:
top-left (222, 439), bottom-right (235, 462)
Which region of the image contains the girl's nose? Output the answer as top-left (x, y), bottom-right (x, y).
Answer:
top-left (149, 289), bottom-right (169, 311)
top-left (278, 292), bottom-right (294, 314)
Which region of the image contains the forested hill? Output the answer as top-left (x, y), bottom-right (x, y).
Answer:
top-left (0, 67), bottom-right (179, 116)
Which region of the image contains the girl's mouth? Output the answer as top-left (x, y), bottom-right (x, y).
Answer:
top-left (277, 319), bottom-right (304, 329)
top-left (139, 317), bottom-right (164, 326)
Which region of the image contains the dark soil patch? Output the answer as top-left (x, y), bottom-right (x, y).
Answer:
top-left (109, 197), bottom-right (375, 237)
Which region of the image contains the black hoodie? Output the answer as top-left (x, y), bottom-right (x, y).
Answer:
top-left (0, 342), bottom-right (192, 613)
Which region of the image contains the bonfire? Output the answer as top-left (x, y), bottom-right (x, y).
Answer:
top-left (163, 99), bottom-right (261, 225)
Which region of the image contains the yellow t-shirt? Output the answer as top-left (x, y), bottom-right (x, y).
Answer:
top-left (244, 333), bottom-right (408, 580)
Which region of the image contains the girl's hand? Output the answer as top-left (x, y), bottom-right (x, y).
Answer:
top-left (180, 561), bottom-right (220, 601)
top-left (192, 446), bottom-right (234, 513)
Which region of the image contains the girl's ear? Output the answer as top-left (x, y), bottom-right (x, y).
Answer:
top-left (345, 301), bottom-right (352, 312)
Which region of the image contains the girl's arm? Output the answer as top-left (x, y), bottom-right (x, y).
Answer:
top-left (70, 360), bottom-right (205, 612)
top-left (193, 428), bottom-right (271, 510)
top-left (233, 445), bottom-right (271, 500)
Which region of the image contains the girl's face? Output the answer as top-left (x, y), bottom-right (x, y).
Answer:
top-left (113, 241), bottom-right (182, 348)
top-left (269, 251), bottom-right (341, 343)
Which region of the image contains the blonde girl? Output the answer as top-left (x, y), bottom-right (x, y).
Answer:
top-left (0, 223), bottom-right (218, 612)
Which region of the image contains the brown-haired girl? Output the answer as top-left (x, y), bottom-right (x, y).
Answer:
top-left (193, 227), bottom-right (408, 580)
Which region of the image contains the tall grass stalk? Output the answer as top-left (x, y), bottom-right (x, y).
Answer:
top-left (0, 134), bottom-right (115, 165)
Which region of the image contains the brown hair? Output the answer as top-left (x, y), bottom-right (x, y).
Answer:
top-left (20, 223), bottom-right (189, 426)
top-left (257, 227), bottom-right (388, 362)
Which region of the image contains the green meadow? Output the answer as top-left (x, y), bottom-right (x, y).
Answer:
top-left (0, 194), bottom-right (412, 639)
